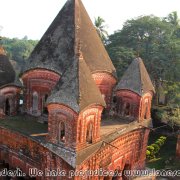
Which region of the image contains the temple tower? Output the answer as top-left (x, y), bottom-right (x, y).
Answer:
top-left (47, 52), bottom-right (105, 150)
top-left (22, 0), bottom-right (117, 116)
top-left (0, 46), bottom-right (21, 117)
top-left (115, 58), bottom-right (155, 121)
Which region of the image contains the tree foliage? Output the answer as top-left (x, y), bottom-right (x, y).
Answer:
top-left (94, 16), bottom-right (108, 43)
top-left (1, 36), bottom-right (38, 75)
top-left (146, 136), bottom-right (167, 160)
top-left (107, 14), bottom-right (180, 82)
top-left (106, 12), bottom-right (180, 108)
top-left (1, 36), bottom-right (38, 62)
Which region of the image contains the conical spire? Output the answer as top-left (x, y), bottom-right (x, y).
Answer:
top-left (116, 57), bottom-right (155, 96)
top-left (24, 0), bottom-right (116, 77)
top-left (0, 45), bottom-right (16, 87)
top-left (47, 49), bottom-right (106, 112)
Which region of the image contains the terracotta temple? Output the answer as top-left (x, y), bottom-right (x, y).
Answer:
top-left (0, 0), bottom-right (156, 179)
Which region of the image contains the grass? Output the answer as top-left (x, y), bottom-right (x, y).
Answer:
top-left (146, 131), bottom-right (179, 170)
top-left (0, 115), bottom-right (48, 136)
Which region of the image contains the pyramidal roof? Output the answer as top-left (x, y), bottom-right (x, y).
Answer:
top-left (47, 51), bottom-right (106, 112)
top-left (0, 46), bottom-right (16, 87)
top-left (24, 0), bottom-right (116, 77)
top-left (116, 57), bottom-right (155, 96)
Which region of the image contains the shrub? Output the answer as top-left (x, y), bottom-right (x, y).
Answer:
top-left (146, 136), bottom-right (167, 160)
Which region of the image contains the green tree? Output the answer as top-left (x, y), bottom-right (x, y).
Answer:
top-left (165, 11), bottom-right (180, 26)
top-left (1, 37), bottom-right (38, 61)
top-left (1, 37), bottom-right (38, 76)
top-left (106, 46), bottom-right (135, 77)
top-left (107, 14), bottom-right (180, 84)
top-left (94, 16), bottom-right (108, 43)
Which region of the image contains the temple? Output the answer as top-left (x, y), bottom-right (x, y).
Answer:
top-left (0, 46), bottom-right (21, 118)
top-left (0, 0), bottom-right (155, 179)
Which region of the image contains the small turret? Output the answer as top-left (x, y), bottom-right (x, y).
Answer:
top-left (115, 58), bottom-right (155, 121)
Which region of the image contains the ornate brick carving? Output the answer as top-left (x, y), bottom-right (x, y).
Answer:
top-left (77, 106), bottom-right (103, 150)
top-left (115, 90), bottom-right (153, 121)
top-left (92, 73), bottom-right (117, 112)
top-left (0, 127), bottom-right (73, 179)
top-left (22, 69), bottom-right (60, 116)
top-left (0, 86), bottom-right (21, 116)
top-left (48, 104), bottom-right (103, 151)
top-left (48, 104), bottom-right (78, 149)
top-left (77, 128), bottom-right (150, 179)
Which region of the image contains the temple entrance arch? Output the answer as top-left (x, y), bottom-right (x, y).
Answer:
top-left (32, 91), bottom-right (38, 114)
top-left (43, 94), bottom-right (48, 114)
top-left (86, 123), bottom-right (93, 144)
top-left (144, 99), bottom-right (149, 119)
top-left (122, 102), bottom-right (131, 117)
top-left (122, 163), bottom-right (131, 180)
top-left (5, 98), bottom-right (10, 115)
top-left (58, 121), bottom-right (65, 143)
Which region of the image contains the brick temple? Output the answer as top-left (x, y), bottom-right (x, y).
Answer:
top-left (0, 0), bottom-right (156, 179)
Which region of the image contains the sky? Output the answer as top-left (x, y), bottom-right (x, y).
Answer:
top-left (0, 0), bottom-right (179, 40)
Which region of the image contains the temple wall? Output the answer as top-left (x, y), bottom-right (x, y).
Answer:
top-left (76, 128), bottom-right (150, 180)
top-left (140, 92), bottom-right (153, 121)
top-left (92, 73), bottom-right (117, 112)
top-left (0, 86), bottom-right (21, 117)
top-left (48, 104), bottom-right (104, 151)
top-left (76, 105), bottom-right (104, 150)
top-left (22, 69), bottom-right (60, 116)
top-left (0, 126), bottom-right (74, 180)
top-left (115, 90), bottom-right (141, 119)
top-left (47, 104), bottom-right (78, 150)
top-left (115, 90), bottom-right (153, 121)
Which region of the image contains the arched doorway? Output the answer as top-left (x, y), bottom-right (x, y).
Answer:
top-left (124, 103), bottom-right (131, 116)
top-left (5, 98), bottom-right (10, 115)
top-left (32, 91), bottom-right (38, 114)
top-left (59, 122), bottom-right (65, 143)
top-left (43, 94), bottom-right (48, 114)
top-left (86, 123), bottom-right (93, 144)
top-left (122, 164), bottom-right (131, 180)
top-left (144, 99), bottom-right (149, 119)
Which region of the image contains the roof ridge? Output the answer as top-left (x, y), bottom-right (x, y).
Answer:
top-left (116, 57), bottom-right (155, 96)
top-left (47, 51), bottom-right (106, 112)
top-left (23, 0), bottom-right (116, 77)
top-left (137, 57), bottom-right (143, 94)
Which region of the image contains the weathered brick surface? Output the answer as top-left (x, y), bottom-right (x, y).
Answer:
top-left (140, 92), bottom-right (153, 121)
top-left (22, 69), bottom-right (60, 116)
top-left (48, 104), bottom-right (104, 151)
top-left (115, 90), bottom-right (141, 119)
top-left (76, 106), bottom-right (104, 150)
top-left (0, 127), bottom-right (74, 180)
top-left (0, 125), bottom-right (150, 180)
top-left (92, 73), bottom-right (117, 112)
top-left (76, 128), bottom-right (150, 180)
top-left (0, 86), bottom-right (21, 117)
top-left (115, 90), bottom-right (153, 121)
top-left (47, 104), bottom-right (78, 149)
